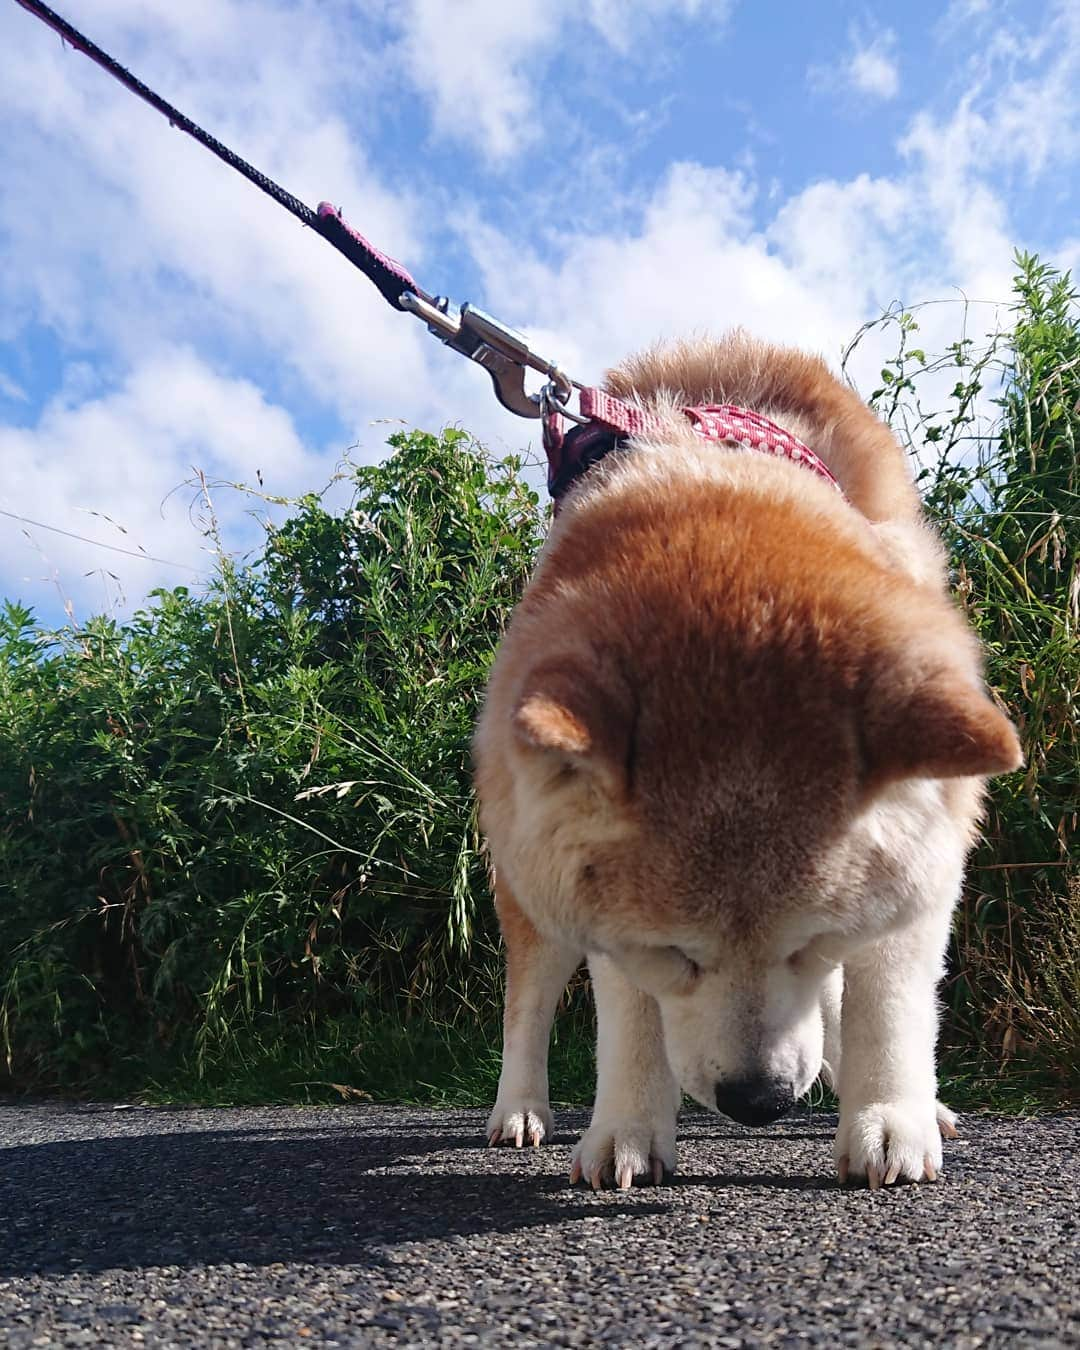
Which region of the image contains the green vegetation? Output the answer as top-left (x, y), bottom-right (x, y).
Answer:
top-left (0, 429), bottom-right (555, 1100)
top-left (850, 252), bottom-right (1079, 1102)
top-left (2, 257), bottom-right (1077, 1108)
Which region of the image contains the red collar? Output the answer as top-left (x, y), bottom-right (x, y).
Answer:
top-left (544, 387), bottom-right (844, 508)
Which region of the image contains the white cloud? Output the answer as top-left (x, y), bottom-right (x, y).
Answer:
top-left (393, 0), bottom-right (728, 163)
top-left (0, 372), bottom-right (27, 402)
top-left (0, 1), bottom-right (435, 419)
top-left (585, 0), bottom-right (711, 53)
top-left (848, 37), bottom-right (900, 100)
top-left (470, 0), bottom-right (1080, 405)
top-left (462, 149), bottom-right (995, 407)
top-left (894, 3), bottom-right (1080, 299)
top-left (395, 0), bottom-right (562, 163)
top-left (943, 0), bottom-right (992, 23)
top-left (0, 0), bottom-right (589, 620)
top-left (939, 2), bottom-right (1080, 180)
top-left (0, 348), bottom-right (318, 619)
top-left (768, 175), bottom-right (911, 308)
top-left (446, 21), bottom-right (1080, 445)
top-left (809, 28), bottom-right (899, 103)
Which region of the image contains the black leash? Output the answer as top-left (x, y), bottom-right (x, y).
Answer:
top-left (13, 0), bottom-right (430, 310)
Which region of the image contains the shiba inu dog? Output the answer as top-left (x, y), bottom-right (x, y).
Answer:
top-left (473, 333), bottom-right (1021, 1190)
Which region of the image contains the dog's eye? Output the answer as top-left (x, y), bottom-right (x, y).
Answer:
top-left (614, 943), bottom-right (701, 993)
top-left (671, 948), bottom-right (701, 980)
top-left (655, 946), bottom-right (701, 987)
top-left (785, 934), bottom-right (842, 970)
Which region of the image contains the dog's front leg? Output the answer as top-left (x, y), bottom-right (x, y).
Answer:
top-left (821, 965), bottom-right (958, 1141)
top-left (570, 952), bottom-right (680, 1189)
top-left (834, 911), bottom-right (953, 1188)
top-left (487, 880), bottom-right (581, 1149)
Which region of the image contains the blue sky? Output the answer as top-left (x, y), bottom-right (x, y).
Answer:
top-left (1, 0), bottom-right (1078, 625)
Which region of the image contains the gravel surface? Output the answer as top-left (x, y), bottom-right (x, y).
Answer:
top-left (1, 1101), bottom-right (1077, 1348)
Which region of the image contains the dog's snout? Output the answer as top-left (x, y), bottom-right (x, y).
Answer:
top-left (714, 1075), bottom-right (795, 1126)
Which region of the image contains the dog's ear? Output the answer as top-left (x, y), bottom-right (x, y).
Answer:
top-left (860, 639), bottom-right (1022, 783)
top-left (513, 660), bottom-right (630, 787)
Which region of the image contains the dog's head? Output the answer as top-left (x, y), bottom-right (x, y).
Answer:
top-left (499, 480), bottom-right (1021, 1120)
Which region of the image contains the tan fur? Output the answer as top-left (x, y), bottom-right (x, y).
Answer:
top-left (475, 332), bottom-right (1021, 1189)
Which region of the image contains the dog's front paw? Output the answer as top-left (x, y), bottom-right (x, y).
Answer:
top-left (486, 1097), bottom-right (554, 1148)
top-left (569, 1115), bottom-right (676, 1190)
top-left (835, 1100), bottom-right (944, 1189)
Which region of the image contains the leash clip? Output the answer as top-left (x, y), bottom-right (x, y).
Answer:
top-left (399, 292), bottom-right (585, 423)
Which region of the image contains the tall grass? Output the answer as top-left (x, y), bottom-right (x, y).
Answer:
top-left (847, 252), bottom-right (1079, 1096)
top-left (1, 257), bottom-right (1076, 1105)
top-left (0, 429), bottom-right (546, 1094)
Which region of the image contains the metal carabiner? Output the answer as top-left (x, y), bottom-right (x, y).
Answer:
top-left (399, 291), bottom-right (585, 422)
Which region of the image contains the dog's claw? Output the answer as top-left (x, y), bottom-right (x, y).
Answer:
top-left (569, 1158), bottom-right (582, 1185)
top-left (485, 1105), bottom-right (552, 1151)
top-left (837, 1155), bottom-right (850, 1185)
top-left (570, 1114), bottom-right (677, 1191)
top-left (836, 1102), bottom-right (946, 1190)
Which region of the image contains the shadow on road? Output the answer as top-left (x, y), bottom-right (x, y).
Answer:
top-left (1, 1115), bottom-right (674, 1277)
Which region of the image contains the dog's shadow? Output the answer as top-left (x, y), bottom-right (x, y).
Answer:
top-left (0, 1112), bottom-right (669, 1278)
top-left (1, 1105), bottom-right (856, 1276)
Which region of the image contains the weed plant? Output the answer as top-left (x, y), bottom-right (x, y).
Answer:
top-left (0, 429), bottom-right (558, 1098)
top-left (1, 257), bottom-right (1076, 1106)
top-left (847, 252), bottom-right (1079, 1100)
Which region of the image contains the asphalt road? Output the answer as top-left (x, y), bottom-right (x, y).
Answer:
top-left (1, 1101), bottom-right (1077, 1348)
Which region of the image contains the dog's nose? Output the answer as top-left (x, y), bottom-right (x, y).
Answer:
top-left (715, 1075), bottom-right (795, 1126)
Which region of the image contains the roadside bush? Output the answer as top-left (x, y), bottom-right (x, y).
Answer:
top-left (851, 252), bottom-right (1079, 1098)
top-left (0, 429), bottom-right (545, 1093)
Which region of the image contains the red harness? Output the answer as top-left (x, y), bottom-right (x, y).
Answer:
top-left (544, 388), bottom-right (844, 509)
